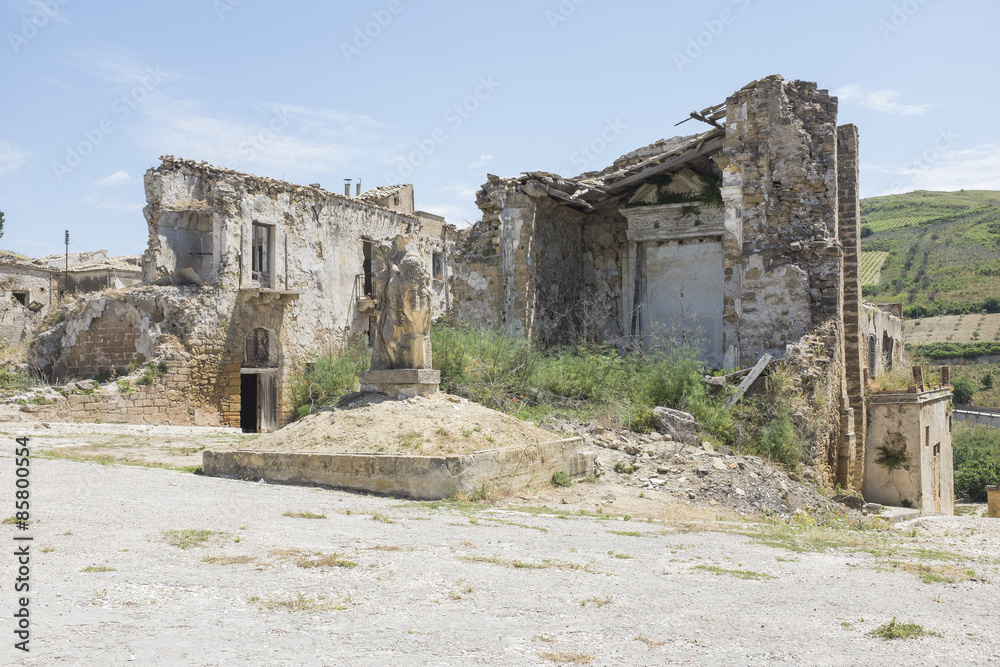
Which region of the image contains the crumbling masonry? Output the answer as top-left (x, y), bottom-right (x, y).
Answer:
top-left (29, 158), bottom-right (450, 431)
top-left (451, 76), bottom-right (875, 490)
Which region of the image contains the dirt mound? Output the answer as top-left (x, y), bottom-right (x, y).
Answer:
top-left (251, 392), bottom-right (566, 456)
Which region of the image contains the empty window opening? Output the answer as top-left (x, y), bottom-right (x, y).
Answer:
top-left (244, 328), bottom-right (277, 368)
top-left (432, 253), bottom-right (444, 280)
top-left (251, 222), bottom-right (272, 288)
top-left (12, 292), bottom-right (27, 307)
top-left (868, 334), bottom-right (878, 377)
top-left (393, 195), bottom-right (400, 206)
top-left (883, 333), bottom-right (894, 371)
top-left (362, 239), bottom-right (375, 298)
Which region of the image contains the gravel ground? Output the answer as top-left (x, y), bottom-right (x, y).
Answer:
top-left (1, 427), bottom-right (999, 666)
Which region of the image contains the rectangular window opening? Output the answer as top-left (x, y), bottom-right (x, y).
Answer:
top-left (251, 222), bottom-right (272, 288)
top-left (12, 292), bottom-right (27, 307)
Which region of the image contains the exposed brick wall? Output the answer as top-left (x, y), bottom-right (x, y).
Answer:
top-left (65, 306), bottom-right (148, 378)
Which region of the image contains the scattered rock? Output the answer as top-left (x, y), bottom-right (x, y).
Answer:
top-left (834, 494), bottom-right (865, 510)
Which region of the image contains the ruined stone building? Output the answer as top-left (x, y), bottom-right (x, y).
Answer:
top-left (28, 157), bottom-right (451, 431)
top-left (0, 250), bottom-right (141, 350)
top-left (450, 75), bottom-right (949, 500)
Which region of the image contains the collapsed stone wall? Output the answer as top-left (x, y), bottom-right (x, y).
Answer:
top-left (720, 77), bottom-right (842, 366)
top-left (782, 320), bottom-right (849, 489)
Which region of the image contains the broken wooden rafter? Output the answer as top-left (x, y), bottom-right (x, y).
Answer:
top-left (725, 353), bottom-right (773, 408)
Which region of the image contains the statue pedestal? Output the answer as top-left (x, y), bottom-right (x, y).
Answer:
top-left (360, 369), bottom-right (441, 400)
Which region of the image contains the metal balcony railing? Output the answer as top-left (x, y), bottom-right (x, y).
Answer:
top-left (356, 273), bottom-right (376, 301)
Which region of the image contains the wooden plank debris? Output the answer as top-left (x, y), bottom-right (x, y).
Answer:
top-left (725, 354), bottom-right (773, 408)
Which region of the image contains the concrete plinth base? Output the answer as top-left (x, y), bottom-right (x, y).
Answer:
top-left (203, 437), bottom-right (595, 500)
top-left (360, 369), bottom-right (441, 400)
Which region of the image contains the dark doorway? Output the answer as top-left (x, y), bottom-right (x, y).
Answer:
top-left (241, 328), bottom-right (280, 433)
top-left (240, 374), bottom-right (258, 433)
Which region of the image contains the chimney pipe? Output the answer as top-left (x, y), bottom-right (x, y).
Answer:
top-left (344, 179), bottom-right (352, 197)
top-left (356, 180), bottom-right (362, 197)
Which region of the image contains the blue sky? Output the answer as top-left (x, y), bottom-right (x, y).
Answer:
top-left (2, 0), bottom-right (998, 257)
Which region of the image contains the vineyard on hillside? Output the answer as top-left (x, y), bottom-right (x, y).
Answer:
top-left (859, 251), bottom-right (889, 285)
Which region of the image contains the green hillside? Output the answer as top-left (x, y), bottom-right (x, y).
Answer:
top-left (860, 190), bottom-right (1000, 317)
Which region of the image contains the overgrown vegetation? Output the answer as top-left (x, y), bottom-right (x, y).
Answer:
top-left (136, 362), bottom-right (168, 386)
top-left (430, 323), bottom-right (808, 469)
top-left (0, 367), bottom-right (38, 393)
top-left (953, 423), bottom-right (1000, 501)
top-left (290, 336), bottom-right (371, 418)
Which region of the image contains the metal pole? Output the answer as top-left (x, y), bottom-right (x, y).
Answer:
top-left (64, 230), bottom-right (69, 294)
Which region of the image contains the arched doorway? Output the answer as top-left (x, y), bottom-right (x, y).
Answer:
top-left (241, 328), bottom-right (279, 433)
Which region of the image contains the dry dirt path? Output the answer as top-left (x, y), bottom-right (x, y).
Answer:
top-left (0, 429), bottom-right (999, 666)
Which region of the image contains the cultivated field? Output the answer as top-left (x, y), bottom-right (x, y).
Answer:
top-left (860, 251), bottom-right (890, 285)
top-left (906, 313), bottom-right (1000, 345)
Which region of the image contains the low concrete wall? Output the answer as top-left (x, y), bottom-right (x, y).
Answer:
top-left (954, 407), bottom-right (1000, 429)
top-left (202, 437), bottom-right (594, 500)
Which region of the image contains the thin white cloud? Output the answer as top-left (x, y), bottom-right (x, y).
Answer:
top-left (95, 170), bottom-right (131, 187)
top-left (875, 143), bottom-right (1000, 195)
top-left (0, 140), bottom-right (31, 174)
top-left (836, 84), bottom-right (929, 115)
top-left (41, 76), bottom-right (76, 90)
top-left (84, 193), bottom-right (143, 213)
top-left (135, 97), bottom-right (386, 179)
top-left (68, 44), bottom-right (176, 87)
top-left (468, 154), bottom-right (494, 169)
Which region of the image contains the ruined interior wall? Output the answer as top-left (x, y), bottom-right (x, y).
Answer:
top-left (862, 303), bottom-right (905, 379)
top-left (27, 287), bottom-right (234, 426)
top-left (529, 199), bottom-right (585, 344)
top-left (723, 77), bottom-right (842, 366)
top-left (458, 179), bottom-right (540, 337)
top-left (582, 211), bottom-right (628, 343)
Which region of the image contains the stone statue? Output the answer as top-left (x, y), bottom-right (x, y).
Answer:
top-left (370, 236), bottom-right (433, 371)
